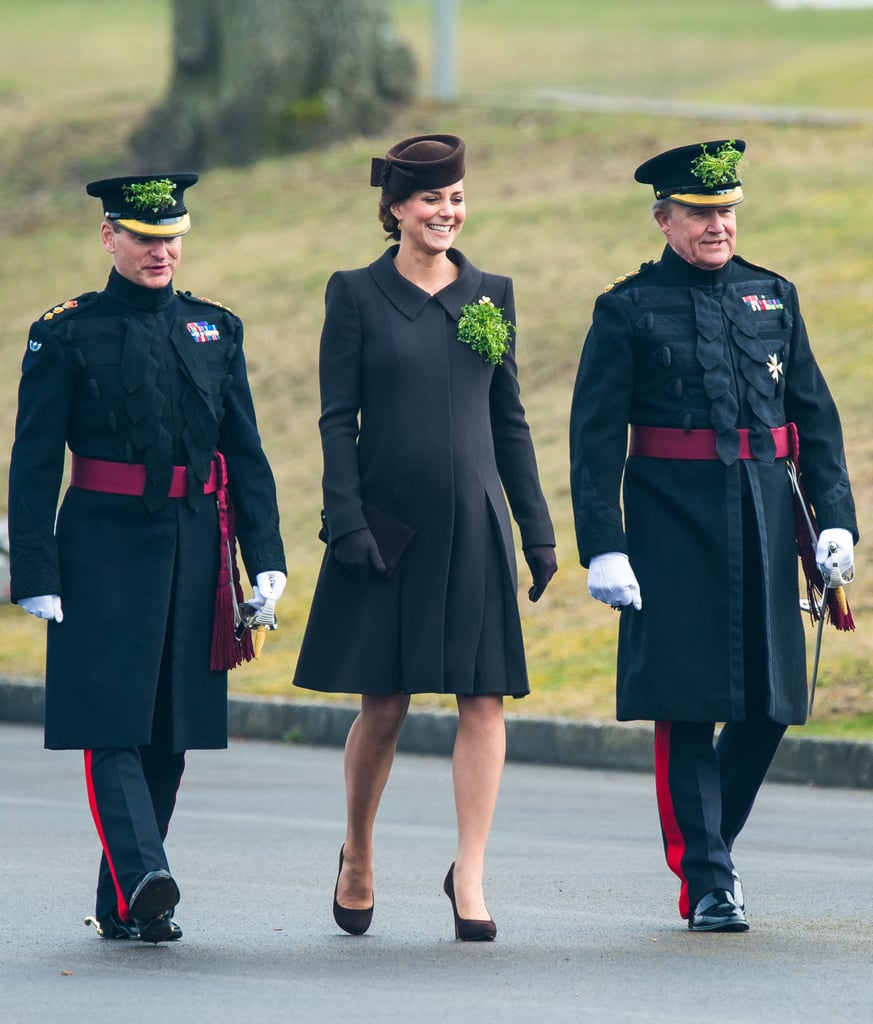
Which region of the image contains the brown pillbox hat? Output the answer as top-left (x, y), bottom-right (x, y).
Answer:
top-left (370, 134), bottom-right (466, 199)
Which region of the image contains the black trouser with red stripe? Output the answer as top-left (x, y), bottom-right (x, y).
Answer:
top-left (654, 718), bottom-right (785, 918)
top-left (653, 491), bottom-right (788, 919)
top-left (85, 745), bottom-right (185, 921)
top-left (83, 635), bottom-right (185, 923)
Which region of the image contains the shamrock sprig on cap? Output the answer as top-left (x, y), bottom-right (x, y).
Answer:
top-left (122, 178), bottom-right (177, 213)
top-left (691, 140), bottom-right (744, 189)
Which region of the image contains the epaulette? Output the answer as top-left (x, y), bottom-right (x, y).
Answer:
top-left (39, 291), bottom-right (99, 322)
top-left (731, 253), bottom-right (790, 285)
top-left (177, 289), bottom-right (236, 314)
top-left (601, 260), bottom-right (655, 294)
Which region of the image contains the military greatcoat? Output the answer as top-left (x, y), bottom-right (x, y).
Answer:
top-left (570, 245), bottom-right (857, 725)
top-left (293, 246), bottom-right (554, 696)
top-left (9, 268), bottom-right (285, 751)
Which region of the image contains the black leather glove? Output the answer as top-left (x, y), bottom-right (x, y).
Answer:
top-left (523, 545), bottom-right (557, 602)
top-left (333, 527), bottom-right (387, 580)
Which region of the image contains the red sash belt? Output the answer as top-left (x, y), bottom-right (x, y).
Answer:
top-left (628, 424), bottom-right (791, 460)
top-left (71, 455), bottom-right (219, 497)
top-left (70, 452), bottom-right (254, 669)
top-left (628, 423), bottom-right (854, 633)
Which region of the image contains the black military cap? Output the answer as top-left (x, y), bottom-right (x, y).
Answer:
top-left (634, 140), bottom-right (746, 207)
top-left (86, 173), bottom-right (199, 237)
top-left (370, 134), bottom-right (466, 199)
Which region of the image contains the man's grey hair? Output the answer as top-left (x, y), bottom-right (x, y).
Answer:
top-left (651, 197), bottom-right (674, 218)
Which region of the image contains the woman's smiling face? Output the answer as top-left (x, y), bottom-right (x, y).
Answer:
top-left (392, 182), bottom-right (466, 255)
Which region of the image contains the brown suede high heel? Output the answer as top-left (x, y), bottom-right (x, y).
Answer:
top-left (332, 845), bottom-right (374, 935)
top-left (443, 863), bottom-right (496, 942)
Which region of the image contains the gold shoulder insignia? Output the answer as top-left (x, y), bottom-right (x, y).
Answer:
top-left (41, 298), bottom-right (82, 321)
top-left (178, 290), bottom-right (235, 314)
top-left (601, 260), bottom-right (654, 294)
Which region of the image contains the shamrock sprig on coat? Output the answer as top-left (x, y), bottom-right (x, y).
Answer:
top-left (457, 296), bottom-right (514, 365)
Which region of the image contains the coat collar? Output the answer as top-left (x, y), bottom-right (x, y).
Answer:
top-left (105, 267), bottom-right (176, 312)
top-left (367, 245), bottom-right (484, 321)
top-left (660, 244), bottom-right (735, 288)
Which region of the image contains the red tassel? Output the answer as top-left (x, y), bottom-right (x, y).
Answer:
top-left (209, 453), bottom-right (256, 671)
top-left (826, 586), bottom-right (855, 632)
top-left (211, 565), bottom-right (238, 671)
top-left (788, 424), bottom-right (854, 632)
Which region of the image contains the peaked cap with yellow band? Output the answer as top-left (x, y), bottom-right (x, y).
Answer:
top-left (634, 140), bottom-right (746, 208)
top-left (86, 173), bottom-right (199, 237)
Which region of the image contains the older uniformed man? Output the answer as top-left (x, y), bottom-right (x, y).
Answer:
top-left (570, 140), bottom-right (857, 931)
top-left (8, 174), bottom-right (286, 942)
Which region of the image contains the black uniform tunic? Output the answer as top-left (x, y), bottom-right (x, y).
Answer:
top-left (293, 247), bottom-right (554, 697)
top-left (570, 245), bottom-right (857, 725)
top-left (9, 268), bottom-right (285, 751)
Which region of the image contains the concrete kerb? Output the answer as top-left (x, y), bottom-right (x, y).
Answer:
top-left (3, 675), bottom-right (873, 790)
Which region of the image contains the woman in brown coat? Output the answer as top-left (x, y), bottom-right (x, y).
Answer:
top-left (293, 134), bottom-right (556, 940)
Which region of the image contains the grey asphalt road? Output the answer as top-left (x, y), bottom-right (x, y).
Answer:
top-left (2, 720), bottom-right (873, 1024)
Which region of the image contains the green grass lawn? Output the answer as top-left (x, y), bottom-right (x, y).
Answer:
top-left (2, 0), bottom-right (873, 737)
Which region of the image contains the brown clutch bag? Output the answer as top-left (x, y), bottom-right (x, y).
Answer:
top-left (319, 502), bottom-right (415, 576)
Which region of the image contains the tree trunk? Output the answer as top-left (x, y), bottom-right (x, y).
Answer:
top-left (131, 0), bottom-right (417, 169)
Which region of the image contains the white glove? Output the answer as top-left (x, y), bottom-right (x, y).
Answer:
top-left (249, 570), bottom-right (287, 609)
top-left (588, 552), bottom-right (642, 611)
top-left (19, 595), bottom-right (64, 623)
top-left (816, 528), bottom-right (855, 586)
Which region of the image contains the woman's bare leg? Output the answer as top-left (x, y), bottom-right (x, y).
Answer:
top-left (450, 694), bottom-right (506, 920)
top-left (335, 692), bottom-right (410, 908)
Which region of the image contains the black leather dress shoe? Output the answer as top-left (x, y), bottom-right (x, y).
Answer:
top-left (138, 910), bottom-right (183, 944)
top-left (688, 889), bottom-right (749, 932)
top-left (128, 870), bottom-right (180, 923)
top-left (85, 910), bottom-right (182, 942)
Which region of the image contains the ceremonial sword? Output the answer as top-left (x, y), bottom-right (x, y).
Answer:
top-left (787, 461), bottom-right (853, 715)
